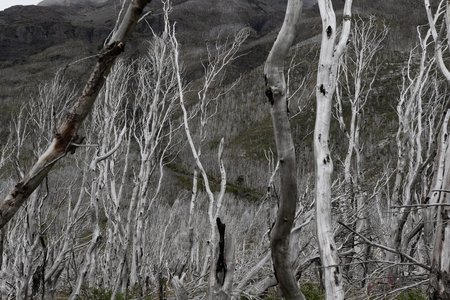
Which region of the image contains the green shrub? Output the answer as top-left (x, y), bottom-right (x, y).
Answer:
top-left (82, 288), bottom-right (115, 300)
top-left (396, 288), bottom-right (426, 300)
top-left (80, 287), bottom-right (153, 300)
top-left (301, 282), bottom-right (324, 300)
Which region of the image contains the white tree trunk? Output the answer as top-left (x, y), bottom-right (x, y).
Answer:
top-left (315, 0), bottom-right (352, 299)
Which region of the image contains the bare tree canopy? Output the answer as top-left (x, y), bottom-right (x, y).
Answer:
top-left (0, 0), bottom-right (152, 229)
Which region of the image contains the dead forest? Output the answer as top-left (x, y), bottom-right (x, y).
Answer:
top-left (0, 0), bottom-right (450, 299)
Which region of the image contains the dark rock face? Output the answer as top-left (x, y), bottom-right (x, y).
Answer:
top-left (0, 0), bottom-right (288, 62)
top-left (0, 0), bottom-right (291, 81)
top-left (0, 8), bottom-right (72, 61)
top-left (0, 5), bottom-right (112, 61)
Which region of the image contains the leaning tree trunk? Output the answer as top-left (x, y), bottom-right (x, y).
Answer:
top-left (314, 0), bottom-right (352, 299)
top-left (263, 0), bottom-right (305, 299)
top-left (0, 0), bottom-right (152, 229)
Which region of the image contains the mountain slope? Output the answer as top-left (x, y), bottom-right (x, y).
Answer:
top-left (0, 0), bottom-right (426, 157)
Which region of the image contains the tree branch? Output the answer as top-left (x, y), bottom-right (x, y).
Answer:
top-left (338, 221), bottom-right (430, 271)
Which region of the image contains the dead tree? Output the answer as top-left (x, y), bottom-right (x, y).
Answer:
top-left (0, 0), bottom-right (153, 229)
top-left (424, 0), bottom-right (450, 83)
top-left (212, 218), bottom-right (235, 300)
top-left (428, 110), bottom-right (450, 299)
top-left (0, 76), bottom-right (89, 299)
top-left (334, 15), bottom-right (388, 281)
top-left (263, 0), bottom-right (305, 299)
top-left (423, 1), bottom-right (450, 297)
top-left (335, 16), bottom-right (388, 223)
top-left (170, 8), bottom-right (241, 296)
top-left (386, 29), bottom-right (434, 274)
top-left (314, 0), bottom-right (352, 299)
top-left (183, 26), bottom-right (248, 280)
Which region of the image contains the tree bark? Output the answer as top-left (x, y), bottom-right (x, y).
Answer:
top-left (0, 229), bottom-right (3, 270)
top-left (264, 0), bottom-right (305, 299)
top-left (171, 275), bottom-right (189, 300)
top-left (0, 0), bottom-right (152, 229)
top-left (314, 0), bottom-right (352, 299)
top-left (429, 110), bottom-right (450, 299)
top-left (211, 218), bottom-right (235, 300)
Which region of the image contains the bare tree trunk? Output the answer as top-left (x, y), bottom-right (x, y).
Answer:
top-left (210, 218), bottom-right (235, 300)
top-left (423, 2), bottom-right (450, 297)
top-left (0, 0), bottom-right (152, 229)
top-left (171, 275), bottom-right (189, 300)
top-left (424, 0), bottom-right (450, 83)
top-left (314, 0), bottom-right (352, 299)
top-left (334, 16), bottom-right (388, 282)
top-left (382, 29), bottom-right (439, 287)
top-left (429, 110), bottom-right (450, 299)
top-left (170, 7), bottom-right (247, 295)
top-left (0, 229), bottom-right (3, 270)
top-left (264, 0), bottom-right (305, 299)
